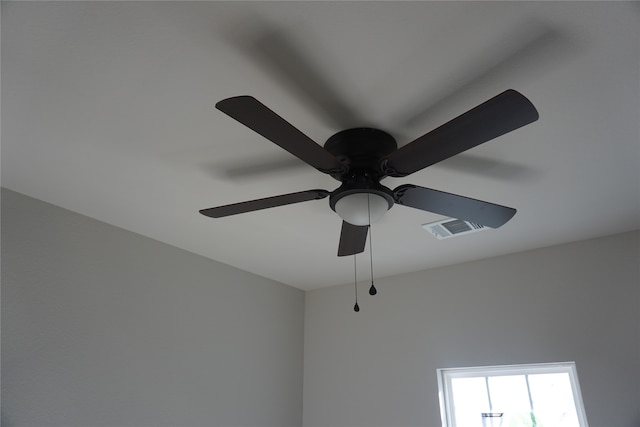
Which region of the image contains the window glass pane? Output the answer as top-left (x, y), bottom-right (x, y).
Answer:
top-left (450, 377), bottom-right (489, 427)
top-left (528, 373), bottom-right (580, 427)
top-left (438, 363), bottom-right (587, 427)
top-left (487, 375), bottom-right (534, 427)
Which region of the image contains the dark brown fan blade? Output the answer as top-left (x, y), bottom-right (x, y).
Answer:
top-left (337, 221), bottom-right (369, 257)
top-left (200, 189), bottom-right (329, 218)
top-left (393, 184), bottom-right (516, 228)
top-left (381, 90), bottom-right (539, 177)
top-left (216, 96), bottom-right (347, 175)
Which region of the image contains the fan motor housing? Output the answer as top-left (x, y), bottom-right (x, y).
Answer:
top-left (324, 128), bottom-right (397, 180)
top-left (325, 127), bottom-right (397, 217)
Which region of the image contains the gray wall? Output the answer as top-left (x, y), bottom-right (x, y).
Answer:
top-left (303, 231), bottom-right (640, 427)
top-left (1, 188), bottom-right (305, 427)
top-left (4, 187), bottom-right (639, 427)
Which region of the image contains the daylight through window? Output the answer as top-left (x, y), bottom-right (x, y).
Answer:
top-left (437, 362), bottom-right (589, 427)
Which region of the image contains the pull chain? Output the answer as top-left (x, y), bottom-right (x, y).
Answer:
top-left (353, 254), bottom-right (360, 312)
top-left (367, 194), bottom-right (377, 296)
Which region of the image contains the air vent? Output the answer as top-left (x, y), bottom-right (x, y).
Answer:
top-left (422, 218), bottom-right (488, 240)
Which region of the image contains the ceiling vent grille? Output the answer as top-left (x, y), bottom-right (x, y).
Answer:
top-left (422, 218), bottom-right (488, 240)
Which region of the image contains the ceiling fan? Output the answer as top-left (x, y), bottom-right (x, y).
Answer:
top-left (200, 90), bottom-right (539, 256)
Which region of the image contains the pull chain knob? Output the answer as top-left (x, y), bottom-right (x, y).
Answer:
top-left (369, 284), bottom-right (377, 295)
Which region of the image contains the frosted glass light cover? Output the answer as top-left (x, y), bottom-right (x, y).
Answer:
top-left (334, 193), bottom-right (389, 226)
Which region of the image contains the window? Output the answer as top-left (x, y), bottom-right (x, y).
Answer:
top-left (437, 362), bottom-right (589, 427)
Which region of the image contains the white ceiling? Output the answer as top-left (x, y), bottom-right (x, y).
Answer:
top-left (2, 1), bottom-right (639, 290)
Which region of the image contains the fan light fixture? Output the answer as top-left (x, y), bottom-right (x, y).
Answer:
top-left (334, 192), bottom-right (390, 226)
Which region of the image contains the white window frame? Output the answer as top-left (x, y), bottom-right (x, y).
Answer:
top-left (437, 361), bottom-right (589, 427)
